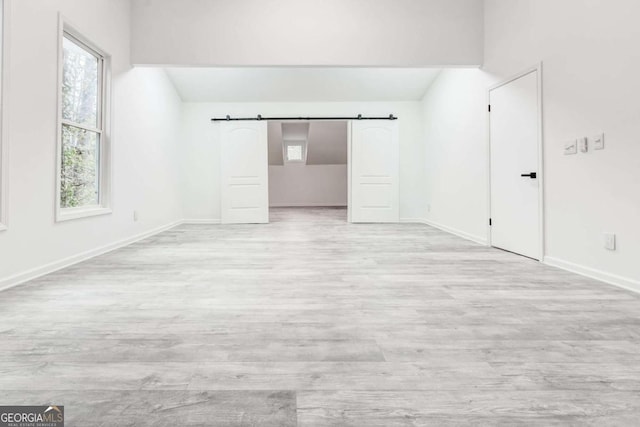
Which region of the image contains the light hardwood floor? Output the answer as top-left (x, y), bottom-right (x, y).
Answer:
top-left (1, 207), bottom-right (640, 426)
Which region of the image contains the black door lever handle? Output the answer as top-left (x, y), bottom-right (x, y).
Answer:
top-left (520, 172), bottom-right (537, 179)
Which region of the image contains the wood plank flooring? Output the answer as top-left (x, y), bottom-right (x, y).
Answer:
top-left (1, 207), bottom-right (639, 426)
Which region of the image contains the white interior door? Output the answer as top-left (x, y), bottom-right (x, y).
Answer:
top-left (350, 120), bottom-right (399, 223)
top-left (220, 121), bottom-right (269, 224)
top-left (489, 70), bottom-right (541, 259)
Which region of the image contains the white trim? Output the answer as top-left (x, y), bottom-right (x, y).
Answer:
top-left (55, 14), bottom-right (113, 222)
top-left (56, 206), bottom-right (112, 222)
top-left (269, 203), bottom-right (347, 208)
top-left (347, 121), bottom-right (352, 223)
top-left (0, 220), bottom-right (182, 293)
top-left (182, 218), bottom-right (221, 224)
top-left (486, 63), bottom-right (545, 261)
top-left (544, 256), bottom-right (640, 295)
top-left (400, 218), bottom-right (488, 246)
top-left (399, 218), bottom-right (425, 224)
top-left (0, 0), bottom-right (9, 230)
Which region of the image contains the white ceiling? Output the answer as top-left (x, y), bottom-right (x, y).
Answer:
top-left (164, 67), bottom-right (442, 102)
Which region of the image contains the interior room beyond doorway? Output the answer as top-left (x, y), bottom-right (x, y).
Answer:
top-left (267, 121), bottom-right (348, 217)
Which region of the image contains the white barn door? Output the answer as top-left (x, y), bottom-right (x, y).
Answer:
top-left (220, 121), bottom-right (269, 224)
top-left (350, 120), bottom-right (399, 223)
top-left (489, 69), bottom-right (542, 259)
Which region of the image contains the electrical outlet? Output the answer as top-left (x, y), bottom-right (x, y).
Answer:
top-left (133, 210), bottom-right (139, 222)
top-left (564, 140), bottom-right (577, 155)
top-left (592, 133), bottom-right (605, 150)
top-left (604, 233), bottom-right (616, 251)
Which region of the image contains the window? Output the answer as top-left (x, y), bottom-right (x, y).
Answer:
top-left (287, 144), bottom-right (303, 161)
top-left (284, 141), bottom-right (307, 164)
top-left (56, 20), bottom-right (111, 221)
top-left (0, 0), bottom-right (6, 231)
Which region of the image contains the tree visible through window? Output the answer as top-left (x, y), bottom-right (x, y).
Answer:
top-left (60, 34), bottom-right (102, 209)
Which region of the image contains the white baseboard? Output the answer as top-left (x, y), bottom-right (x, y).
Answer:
top-left (0, 220), bottom-right (182, 293)
top-left (400, 218), bottom-right (426, 226)
top-left (401, 217), bottom-right (488, 246)
top-left (544, 256), bottom-right (640, 294)
top-left (269, 203), bottom-right (347, 208)
top-left (182, 218), bottom-right (221, 224)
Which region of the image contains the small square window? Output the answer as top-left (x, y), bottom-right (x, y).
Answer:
top-left (287, 144), bottom-right (303, 161)
top-left (284, 141), bottom-right (306, 163)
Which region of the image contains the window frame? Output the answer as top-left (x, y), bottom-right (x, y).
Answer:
top-left (0, 0), bottom-right (8, 231)
top-left (55, 16), bottom-right (112, 222)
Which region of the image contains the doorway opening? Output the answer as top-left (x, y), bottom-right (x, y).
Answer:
top-left (268, 121), bottom-right (348, 223)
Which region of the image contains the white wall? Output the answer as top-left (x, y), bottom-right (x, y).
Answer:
top-left (269, 165), bottom-right (347, 207)
top-left (421, 69), bottom-right (490, 243)
top-left (421, 0), bottom-right (640, 288)
top-left (131, 0), bottom-right (484, 67)
top-left (484, 0), bottom-right (640, 287)
top-left (0, 0), bottom-right (183, 286)
top-left (8, 0), bottom-right (636, 293)
top-left (182, 102), bottom-right (424, 221)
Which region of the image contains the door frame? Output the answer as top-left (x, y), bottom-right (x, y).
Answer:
top-left (486, 63), bottom-right (545, 261)
top-left (347, 120), bottom-right (352, 223)
top-left (264, 119), bottom-right (352, 220)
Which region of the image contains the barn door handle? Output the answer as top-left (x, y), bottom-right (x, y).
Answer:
top-left (520, 172), bottom-right (537, 179)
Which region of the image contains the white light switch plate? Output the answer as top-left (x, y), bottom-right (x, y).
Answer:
top-left (604, 233), bottom-right (616, 251)
top-left (578, 137), bottom-right (588, 153)
top-left (564, 140), bottom-right (577, 155)
top-left (593, 133), bottom-right (605, 150)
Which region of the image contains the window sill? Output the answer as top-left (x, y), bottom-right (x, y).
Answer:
top-left (56, 206), bottom-right (112, 222)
